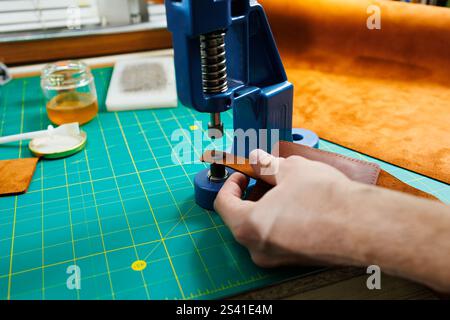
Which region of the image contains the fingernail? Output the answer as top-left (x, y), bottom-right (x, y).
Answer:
top-left (259, 153), bottom-right (272, 168)
top-left (250, 149), bottom-right (271, 167)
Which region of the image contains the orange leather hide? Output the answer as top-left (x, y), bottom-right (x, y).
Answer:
top-left (260, 0), bottom-right (450, 184)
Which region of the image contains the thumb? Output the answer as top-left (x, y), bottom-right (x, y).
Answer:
top-left (249, 149), bottom-right (286, 185)
top-left (214, 172), bottom-right (255, 230)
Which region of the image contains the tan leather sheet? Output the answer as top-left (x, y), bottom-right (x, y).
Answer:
top-left (0, 158), bottom-right (39, 196)
top-left (260, 0), bottom-right (450, 184)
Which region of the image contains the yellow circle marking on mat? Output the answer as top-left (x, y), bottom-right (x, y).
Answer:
top-left (189, 125), bottom-right (199, 131)
top-left (131, 260), bottom-right (147, 271)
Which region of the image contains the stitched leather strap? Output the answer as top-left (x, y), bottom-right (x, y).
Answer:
top-left (201, 141), bottom-right (438, 201)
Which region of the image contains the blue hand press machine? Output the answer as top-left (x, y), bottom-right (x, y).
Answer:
top-left (165, 0), bottom-right (319, 210)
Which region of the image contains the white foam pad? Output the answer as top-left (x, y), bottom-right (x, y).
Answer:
top-left (106, 55), bottom-right (178, 112)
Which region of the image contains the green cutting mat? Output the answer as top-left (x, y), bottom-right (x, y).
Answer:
top-left (0, 68), bottom-right (448, 300)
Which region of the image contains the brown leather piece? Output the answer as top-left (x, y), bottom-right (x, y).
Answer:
top-left (201, 150), bottom-right (254, 178)
top-left (201, 142), bottom-right (438, 201)
top-left (259, 0), bottom-right (450, 184)
top-left (274, 142), bottom-right (438, 200)
top-left (275, 141), bottom-right (381, 185)
top-left (202, 142), bottom-right (381, 186)
top-left (0, 158), bottom-right (39, 196)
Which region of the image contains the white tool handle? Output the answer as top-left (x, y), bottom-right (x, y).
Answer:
top-left (0, 128), bottom-right (50, 144)
top-left (0, 123), bottom-right (80, 145)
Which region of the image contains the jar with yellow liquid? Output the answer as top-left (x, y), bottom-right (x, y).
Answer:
top-left (41, 60), bottom-right (98, 125)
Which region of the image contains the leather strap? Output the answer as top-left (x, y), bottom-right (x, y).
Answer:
top-left (275, 141), bottom-right (381, 185)
top-left (201, 141), bottom-right (438, 201)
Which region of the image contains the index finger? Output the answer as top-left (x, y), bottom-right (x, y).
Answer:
top-left (249, 149), bottom-right (286, 185)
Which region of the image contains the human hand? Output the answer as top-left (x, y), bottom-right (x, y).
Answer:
top-left (214, 149), bottom-right (358, 268)
top-left (214, 149), bottom-right (450, 293)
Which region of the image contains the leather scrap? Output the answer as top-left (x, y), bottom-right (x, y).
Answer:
top-left (0, 158), bottom-right (39, 196)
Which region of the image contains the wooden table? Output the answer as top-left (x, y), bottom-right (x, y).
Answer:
top-left (234, 267), bottom-right (438, 300)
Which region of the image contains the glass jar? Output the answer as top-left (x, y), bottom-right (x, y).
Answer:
top-left (41, 60), bottom-right (98, 125)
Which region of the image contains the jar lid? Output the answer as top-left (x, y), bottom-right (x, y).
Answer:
top-left (29, 130), bottom-right (88, 159)
top-left (41, 60), bottom-right (93, 90)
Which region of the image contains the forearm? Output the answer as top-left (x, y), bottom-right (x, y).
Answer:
top-left (340, 182), bottom-right (450, 292)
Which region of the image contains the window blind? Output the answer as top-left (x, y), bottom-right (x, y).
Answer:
top-left (0, 0), bottom-right (101, 33)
